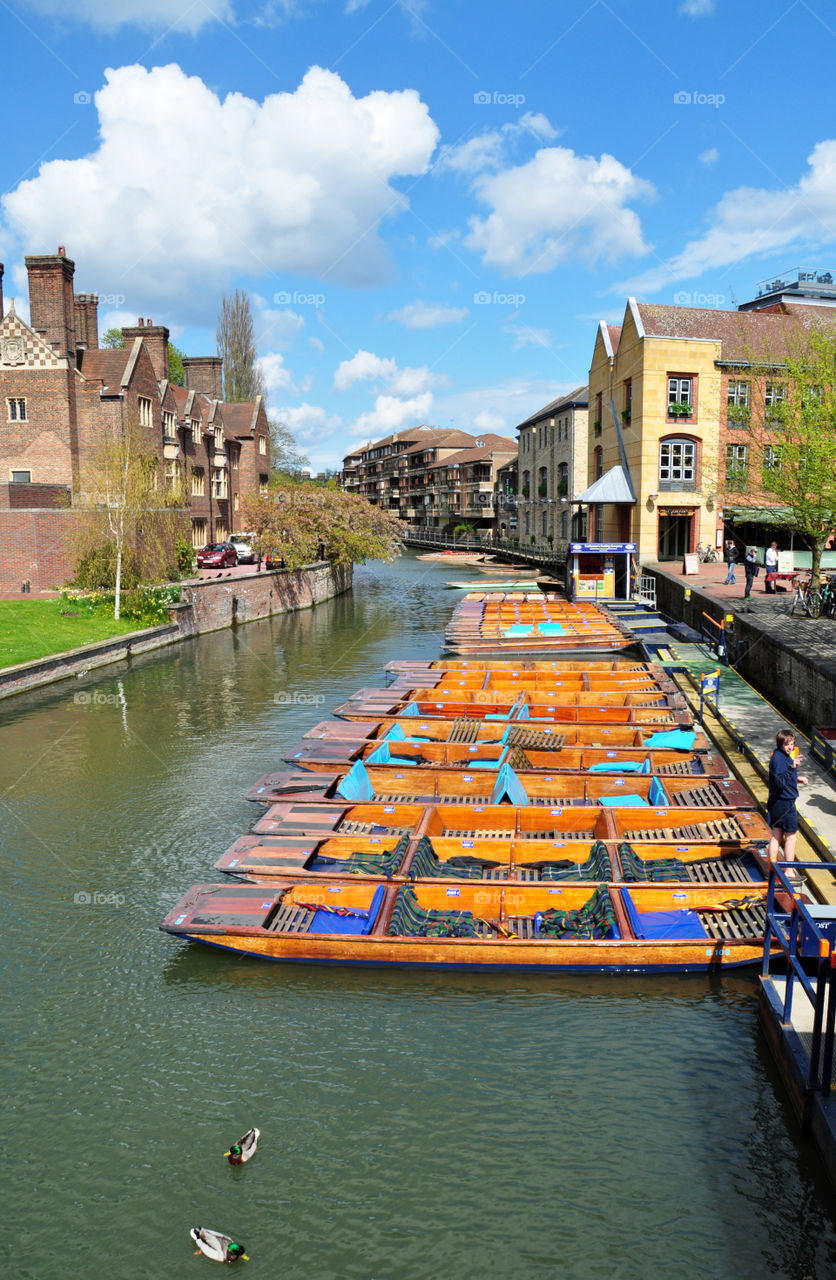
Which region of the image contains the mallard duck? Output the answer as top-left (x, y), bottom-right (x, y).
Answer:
top-left (190, 1227), bottom-right (248, 1262)
top-left (224, 1127), bottom-right (260, 1165)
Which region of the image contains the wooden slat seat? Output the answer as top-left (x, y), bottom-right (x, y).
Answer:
top-left (698, 903), bottom-right (766, 941)
top-left (505, 729), bottom-right (567, 750)
top-left (684, 858), bottom-right (752, 884)
top-left (267, 904), bottom-right (313, 933)
top-left (671, 783), bottom-right (727, 806)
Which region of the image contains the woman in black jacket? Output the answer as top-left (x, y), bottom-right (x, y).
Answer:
top-left (724, 540), bottom-right (739, 585)
top-left (743, 546), bottom-right (759, 599)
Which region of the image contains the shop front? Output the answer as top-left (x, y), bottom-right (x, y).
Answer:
top-left (657, 506), bottom-right (696, 561)
top-left (567, 542), bottom-right (636, 601)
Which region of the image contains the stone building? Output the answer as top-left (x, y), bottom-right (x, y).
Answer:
top-left (515, 387), bottom-right (588, 555)
top-left (0, 248), bottom-right (270, 589)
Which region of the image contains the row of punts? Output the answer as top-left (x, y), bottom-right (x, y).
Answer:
top-left (444, 593), bottom-right (633, 653)
top-left (161, 601), bottom-right (792, 973)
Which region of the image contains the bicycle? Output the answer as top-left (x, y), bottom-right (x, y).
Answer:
top-left (817, 574), bottom-right (836, 618)
top-left (697, 543), bottom-right (720, 563)
top-left (790, 575), bottom-right (822, 618)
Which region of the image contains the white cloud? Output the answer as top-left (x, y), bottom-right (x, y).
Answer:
top-left (464, 146), bottom-right (654, 275)
top-left (387, 300), bottom-right (469, 329)
top-left (474, 409), bottom-right (507, 433)
top-left (258, 352), bottom-right (298, 399)
top-left (698, 147), bottom-right (719, 166)
top-left (252, 296), bottom-right (305, 350)
top-left (501, 319), bottom-right (555, 351)
top-left (437, 113), bottom-right (558, 176)
top-left (333, 348), bottom-right (443, 395)
top-left (1, 63), bottom-right (439, 317)
top-left (309, 336), bottom-right (325, 354)
top-left (21, 0), bottom-right (233, 30)
top-left (619, 139), bottom-right (836, 295)
top-left (353, 392), bottom-right (434, 437)
top-left (273, 402), bottom-right (345, 456)
top-left (679, 0), bottom-right (715, 15)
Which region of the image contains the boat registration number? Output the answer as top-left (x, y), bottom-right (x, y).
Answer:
top-left (446, 888), bottom-right (460, 897)
top-left (384, 805), bottom-right (395, 813)
top-left (550, 808), bottom-right (563, 815)
top-left (461, 840), bottom-right (474, 848)
top-left (328, 887), bottom-right (342, 894)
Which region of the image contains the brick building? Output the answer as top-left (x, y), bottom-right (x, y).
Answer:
top-left (0, 248), bottom-right (270, 589)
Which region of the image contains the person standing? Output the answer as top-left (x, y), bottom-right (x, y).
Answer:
top-left (765, 541), bottom-right (779, 593)
top-left (766, 728), bottom-right (809, 879)
top-left (724, 540), bottom-right (739, 585)
top-left (743, 546), bottom-right (759, 599)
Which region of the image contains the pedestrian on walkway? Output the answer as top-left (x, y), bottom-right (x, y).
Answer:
top-left (765, 541), bottom-right (779, 593)
top-left (766, 728), bottom-right (809, 878)
top-left (724, 539), bottom-right (739, 584)
top-left (743, 546), bottom-right (759, 599)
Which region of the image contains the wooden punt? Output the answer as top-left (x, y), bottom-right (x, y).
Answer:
top-left (386, 658), bottom-right (660, 676)
top-left (444, 595), bottom-right (632, 654)
top-left (301, 718), bottom-right (713, 752)
top-left (244, 763), bottom-right (754, 809)
top-left (160, 879), bottom-right (776, 972)
top-left (216, 830), bottom-right (769, 888)
top-left (281, 738), bottom-right (727, 776)
top-left (332, 688), bottom-right (688, 722)
top-left (251, 800), bottom-right (771, 846)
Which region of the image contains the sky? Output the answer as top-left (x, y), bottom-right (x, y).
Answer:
top-left (1, 0), bottom-right (835, 469)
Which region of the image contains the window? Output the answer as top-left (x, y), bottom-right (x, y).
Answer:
top-left (765, 382), bottom-right (786, 425)
top-left (162, 410), bottom-right (175, 437)
top-left (191, 466), bottom-right (205, 496)
top-left (191, 518), bottom-right (206, 549)
top-left (258, 435), bottom-right (267, 456)
top-left (213, 468), bottom-right (228, 499)
top-left (10, 470), bottom-right (31, 483)
top-left (623, 379), bottom-right (632, 423)
top-left (138, 396), bottom-right (152, 427)
top-left (659, 438), bottom-right (696, 487)
top-left (561, 511), bottom-right (568, 538)
top-left (538, 466), bottom-right (548, 497)
top-left (764, 444), bottom-right (783, 470)
top-left (191, 418), bottom-right (201, 445)
top-left (595, 391), bottom-right (602, 429)
top-left (259, 473), bottom-right (268, 493)
top-left (667, 377), bottom-right (693, 418)
top-left (725, 443), bottom-right (748, 484)
top-left (594, 504), bottom-right (604, 541)
top-left (214, 426), bottom-right (223, 451)
top-left (521, 470), bottom-right (530, 497)
top-left (557, 461), bottom-right (569, 495)
top-left (727, 380), bottom-right (750, 407)
top-left (234, 493), bottom-right (240, 512)
top-left (594, 447), bottom-right (603, 480)
top-left (215, 518), bottom-right (226, 542)
top-left (542, 510), bottom-right (548, 537)
top-left (7, 397), bottom-right (26, 422)
top-left (165, 460), bottom-right (180, 489)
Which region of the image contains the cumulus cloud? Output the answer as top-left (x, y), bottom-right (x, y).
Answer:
top-left (501, 319), bottom-right (555, 351)
top-left (619, 139), bottom-right (836, 295)
top-left (333, 348), bottom-right (443, 395)
top-left (679, 0), bottom-right (715, 15)
top-left (20, 0), bottom-right (233, 30)
top-left (437, 113), bottom-right (559, 176)
top-left (387, 299), bottom-right (469, 329)
top-left (353, 392), bottom-right (434, 437)
top-left (464, 146), bottom-right (653, 275)
top-left (258, 352), bottom-right (299, 399)
top-left (698, 147), bottom-right (719, 166)
top-left (1, 63), bottom-right (439, 317)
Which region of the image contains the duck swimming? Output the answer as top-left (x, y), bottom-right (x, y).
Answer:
top-left (224, 1127), bottom-right (260, 1165)
top-left (190, 1227), bottom-right (248, 1262)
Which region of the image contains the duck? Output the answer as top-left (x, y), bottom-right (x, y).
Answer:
top-left (190, 1227), bottom-right (248, 1263)
top-left (224, 1127), bottom-right (260, 1165)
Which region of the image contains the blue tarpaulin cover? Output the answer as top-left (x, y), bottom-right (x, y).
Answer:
top-left (621, 889), bottom-right (708, 940)
top-left (644, 730), bottom-right (696, 749)
top-left (336, 760), bottom-right (374, 802)
top-left (588, 760), bottom-right (643, 773)
top-left (490, 763), bottom-right (529, 805)
top-left (599, 793), bottom-right (649, 807)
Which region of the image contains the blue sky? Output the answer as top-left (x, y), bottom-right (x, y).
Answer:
top-left (1, 0), bottom-right (835, 468)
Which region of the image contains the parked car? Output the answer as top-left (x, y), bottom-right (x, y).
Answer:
top-left (197, 542), bottom-right (238, 569)
top-left (228, 533), bottom-right (256, 564)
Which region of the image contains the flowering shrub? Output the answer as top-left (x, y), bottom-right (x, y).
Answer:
top-left (62, 585), bottom-right (180, 626)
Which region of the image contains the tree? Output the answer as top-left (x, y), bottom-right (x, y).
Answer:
top-left (75, 417), bottom-right (188, 618)
top-left (241, 481), bottom-right (402, 570)
top-left (269, 418), bottom-right (311, 481)
top-left (725, 321), bottom-right (836, 588)
top-left (100, 328), bottom-right (185, 385)
top-left (217, 290), bottom-right (264, 402)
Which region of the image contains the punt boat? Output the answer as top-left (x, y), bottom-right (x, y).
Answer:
top-left (444, 594), bottom-right (632, 653)
top-left (216, 831), bottom-right (769, 888)
top-left (250, 799), bottom-right (771, 847)
top-left (160, 879), bottom-right (776, 972)
top-left (331, 688), bottom-right (688, 723)
top-left (385, 658), bottom-right (665, 676)
top-left (243, 760), bottom-right (754, 809)
top-left (301, 718), bottom-right (712, 753)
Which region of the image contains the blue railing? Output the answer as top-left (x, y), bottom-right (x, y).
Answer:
top-left (763, 862), bottom-right (836, 1098)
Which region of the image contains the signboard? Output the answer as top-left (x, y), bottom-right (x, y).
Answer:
top-left (659, 508), bottom-right (695, 517)
top-left (699, 669), bottom-right (720, 724)
top-left (683, 553), bottom-right (699, 575)
top-left (569, 542), bottom-right (636, 553)
top-left (777, 551), bottom-right (794, 573)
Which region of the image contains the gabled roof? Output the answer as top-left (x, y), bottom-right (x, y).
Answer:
top-left (575, 465), bottom-right (636, 505)
top-left (517, 386), bottom-right (588, 430)
top-left (440, 437), bottom-right (517, 466)
top-left (79, 346), bottom-right (134, 387)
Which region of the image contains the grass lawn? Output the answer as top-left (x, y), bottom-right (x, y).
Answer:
top-left (0, 599), bottom-right (141, 669)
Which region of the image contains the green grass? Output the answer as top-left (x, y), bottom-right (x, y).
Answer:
top-left (0, 599), bottom-right (141, 669)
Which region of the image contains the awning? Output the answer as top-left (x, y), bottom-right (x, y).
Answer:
top-left (575, 465), bottom-right (636, 504)
top-left (724, 506), bottom-right (794, 525)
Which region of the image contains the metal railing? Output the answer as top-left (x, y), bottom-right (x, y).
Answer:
top-left (763, 862), bottom-right (836, 1108)
top-left (700, 610), bottom-right (727, 661)
top-left (637, 576), bottom-right (657, 608)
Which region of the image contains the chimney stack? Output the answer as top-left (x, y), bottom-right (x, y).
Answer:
top-left (74, 293), bottom-right (99, 353)
top-left (182, 355), bottom-right (224, 400)
top-left (26, 250), bottom-right (76, 360)
top-left (121, 321), bottom-right (171, 383)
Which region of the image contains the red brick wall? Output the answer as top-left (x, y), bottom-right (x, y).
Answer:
top-left (26, 255), bottom-right (76, 360)
top-left (0, 509), bottom-right (81, 591)
top-left (0, 365), bottom-right (77, 484)
top-left (0, 483), bottom-right (71, 509)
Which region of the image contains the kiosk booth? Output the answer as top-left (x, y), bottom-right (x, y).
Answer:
top-left (567, 542), bottom-right (636, 602)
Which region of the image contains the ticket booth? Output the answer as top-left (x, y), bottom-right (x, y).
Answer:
top-left (567, 542), bottom-right (636, 602)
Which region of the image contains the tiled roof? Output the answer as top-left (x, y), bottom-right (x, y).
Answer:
top-left (606, 325), bottom-right (622, 352)
top-left (222, 403), bottom-right (257, 435)
top-left (79, 348), bottom-right (132, 385)
top-left (403, 429), bottom-right (477, 454)
top-left (440, 439), bottom-right (517, 465)
top-left (635, 302), bottom-right (836, 362)
top-left (517, 386), bottom-right (589, 429)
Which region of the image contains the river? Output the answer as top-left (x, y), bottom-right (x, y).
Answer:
top-left (3, 552), bottom-right (835, 1278)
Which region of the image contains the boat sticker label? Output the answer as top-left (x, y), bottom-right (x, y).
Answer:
top-left (446, 887), bottom-right (461, 897)
top-left (394, 773), bottom-right (405, 779)
top-left (676, 846), bottom-right (689, 853)
top-left (708, 947), bottom-right (730, 956)
top-left (473, 806), bottom-right (485, 812)
top-left (229, 858), bottom-right (238, 866)
top-left (328, 887), bottom-right (342, 893)
top-left (463, 775), bottom-right (474, 782)
top-left (468, 745), bottom-right (478, 752)
top-left (548, 889), bottom-right (563, 894)
top-left (550, 808), bottom-right (563, 815)
top-left (174, 914), bottom-right (186, 925)
top-left (384, 805), bottom-right (395, 813)
top-left (655, 810), bottom-right (668, 816)
top-left (461, 840), bottom-right (474, 848)
top-left (370, 837), bottom-right (381, 844)
top-left (261, 902), bottom-right (272, 909)
top-left (544, 776), bottom-right (554, 782)
top-left (420, 724), bottom-right (429, 729)
top-left (607, 751), bottom-right (617, 758)
top-left (613, 780), bottom-right (625, 787)
top-left (673, 892), bottom-right (687, 900)
top-left (551, 842), bottom-right (566, 847)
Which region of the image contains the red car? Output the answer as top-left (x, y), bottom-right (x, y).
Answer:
top-left (197, 542), bottom-right (238, 569)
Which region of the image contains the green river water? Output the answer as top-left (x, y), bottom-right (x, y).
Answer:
top-left (3, 552), bottom-right (836, 1279)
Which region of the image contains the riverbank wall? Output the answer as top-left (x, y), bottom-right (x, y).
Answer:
top-left (0, 560), bottom-right (352, 701)
top-left (643, 564), bottom-right (836, 731)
